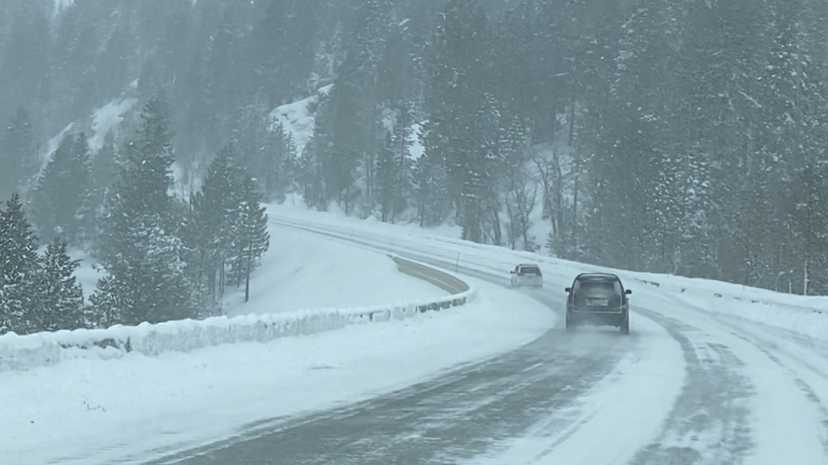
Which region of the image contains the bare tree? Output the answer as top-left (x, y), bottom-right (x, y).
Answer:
top-left (504, 156), bottom-right (538, 251)
top-left (533, 149), bottom-right (564, 250)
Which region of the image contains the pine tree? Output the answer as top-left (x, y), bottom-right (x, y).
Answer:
top-left (325, 77), bottom-right (366, 213)
top-left (87, 275), bottom-right (127, 329)
top-left (32, 132), bottom-right (92, 243)
top-left (583, 1), bottom-right (681, 270)
top-left (192, 144), bottom-right (246, 304)
top-left (671, 0), bottom-right (770, 279)
top-left (412, 150), bottom-right (450, 227)
top-left (263, 121), bottom-right (294, 201)
top-left (250, 0), bottom-right (320, 103)
top-left (93, 98), bottom-right (196, 325)
top-left (790, 164), bottom-right (828, 295)
top-left (425, 0), bottom-right (494, 242)
top-left (303, 92), bottom-right (335, 210)
top-left (375, 131), bottom-right (400, 222)
top-left (0, 4), bottom-right (49, 121)
top-left (87, 132), bottom-right (120, 243)
top-left (229, 175), bottom-right (270, 302)
top-left (232, 109), bottom-right (297, 202)
top-left (308, 0), bottom-right (393, 214)
top-left (0, 193), bottom-right (40, 334)
top-left (0, 107), bottom-right (36, 198)
top-left (33, 239), bottom-right (84, 332)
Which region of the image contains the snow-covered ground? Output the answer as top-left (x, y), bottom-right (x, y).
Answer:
top-left (69, 220), bottom-right (444, 311)
top-left (39, 95), bottom-right (137, 170)
top-left (223, 226), bottom-right (445, 315)
top-left (2, 275), bottom-right (553, 465)
top-left (88, 97), bottom-right (137, 152)
top-left (269, 84), bottom-right (332, 156)
top-left (68, 249), bottom-right (101, 301)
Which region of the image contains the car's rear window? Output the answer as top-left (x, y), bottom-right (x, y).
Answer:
top-left (573, 279), bottom-right (622, 306)
top-left (519, 266), bottom-right (541, 275)
top-left (574, 279), bottom-right (622, 295)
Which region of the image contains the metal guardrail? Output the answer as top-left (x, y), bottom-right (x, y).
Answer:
top-left (392, 256), bottom-right (470, 294)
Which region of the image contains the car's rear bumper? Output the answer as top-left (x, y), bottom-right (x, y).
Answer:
top-left (514, 277), bottom-right (543, 287)
top-left (567, 308), bottom-right (627, 326)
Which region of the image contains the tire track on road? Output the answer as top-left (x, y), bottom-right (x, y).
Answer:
top-left (630, 292), bottom-right (828, 464)
top-left (630, 310), bottom-right (754, 465)
top-left (148, 330), bottom-right (631, 465)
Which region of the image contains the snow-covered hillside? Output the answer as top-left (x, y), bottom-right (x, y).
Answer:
top-left (88, 97), bottom-right (137, 152)
top-left (38, 96), bottom-right (137, 173)
top-left (70, 216), bottom-right (445, 313)
top-left (222, 225), bottom-right (446, 315)
top-left (269, 84), bottom-right (332, 156)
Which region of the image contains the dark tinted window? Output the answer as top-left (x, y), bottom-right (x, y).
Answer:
top-left (573, 278), bottom-right (623, 306)
top-left (578, 281), bottom-right (617, 292)
top-left (519, 266), bottom-right (541, 275)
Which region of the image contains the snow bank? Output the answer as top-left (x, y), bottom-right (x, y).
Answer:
top-left (0, 258), bottom-right (473, 373)
top-left (628, 273), bottom-right (828, 341)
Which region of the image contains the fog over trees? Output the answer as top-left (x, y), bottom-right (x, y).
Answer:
top-left (1, 0), bottom-right (827, 335)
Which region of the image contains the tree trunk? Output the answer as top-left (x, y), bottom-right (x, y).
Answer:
top-left (506, 200), bottom-right (516, 250)
top-left (365, 151), bottom-right (374, 211)
top-left (568, 97), bottom-right (576, 147)
top-left (552, 152), bottom-right (564, 240)
top-left (394, 110), bottom-right (408, 225)
top-left (244, 247), bottom-right (252, 303)
top-left (207, 262), bottom-right (216, 304)
top-left (521, 208), bottom-right (530, 251)
top-left (219, 258), bottom-right (226, 299)
top-left (491, 203), bottom-right (502, 246)
top-left (571, 167), bottom-right (580, 256)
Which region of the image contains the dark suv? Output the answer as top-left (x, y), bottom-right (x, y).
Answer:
top-left (565, 273), bottom-right (631, 334)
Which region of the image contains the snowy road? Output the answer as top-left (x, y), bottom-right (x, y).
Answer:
top-left (144, 212), bottom-right (828, 465)
top-left (148, 289), bottom-right (676, 465)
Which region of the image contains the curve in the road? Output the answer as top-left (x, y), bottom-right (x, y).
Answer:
top-left (148, 219), bottom-right (828, 465)
top-left (150, 327), bottom-right (630, 465)
top-left (146, 223), bottom-right (650, 465)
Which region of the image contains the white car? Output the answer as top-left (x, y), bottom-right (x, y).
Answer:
top-left (510, 264), bottom-right (543, 288)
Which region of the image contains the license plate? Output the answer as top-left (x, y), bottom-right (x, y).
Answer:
top-left (587, 297), bottom-right (609, 306)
